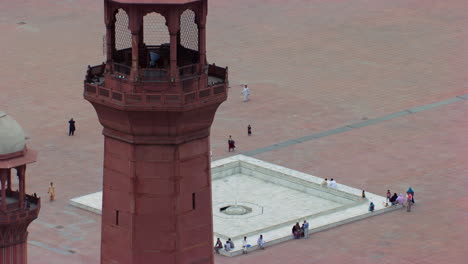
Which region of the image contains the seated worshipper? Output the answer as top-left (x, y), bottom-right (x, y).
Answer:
top-left (257, 235), bottom-right (265, 249)
top-left (396, 193), bottom-right (405, 206)
top-left (292, 222), bottom-right (302, 239)
top-left (214, 238), bottom-right (223, 254)
top-left (328, 178), bottom-right (338, 189)
top-left (321, 178), bottom-right (328, 187)
top-left (242, 237), bottom-right (250, 254)
top-left (389, 193), bottom-right (398, 205)
top-left (224, 241), bottom-right (232, 251)
top-left (149, 51), bottom-right (160, 68)
top-left (369, 202), bottom-right (375, 212)
top-left (228, 238), bottom-right (235, 249)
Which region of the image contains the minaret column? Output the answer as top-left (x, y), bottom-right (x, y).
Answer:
top-left (105, 4), bottom-right (116, 72)
top-left (16, 165), bottom-right (26, 209)
top-left (167, 12), bottom-right (180, 82)
top-left (6, 168), bottom-right (11, 191)
top-left (198, 1), bottom-right (207, 66)
top-left (0, 170), bottom-right (6, 211)
top-left (129, 8), bottom-right (142, 82)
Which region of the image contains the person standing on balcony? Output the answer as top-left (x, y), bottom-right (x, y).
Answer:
top-left (241, 85), bottom-right (250, 102)
top-left (68, 118), bottom-right (76, 136)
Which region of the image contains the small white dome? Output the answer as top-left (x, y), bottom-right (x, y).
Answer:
top-left (0, 111), bottom-right (26, 155)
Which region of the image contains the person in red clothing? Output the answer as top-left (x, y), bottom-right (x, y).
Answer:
top-left (406, 193), bottom-right (413, 212)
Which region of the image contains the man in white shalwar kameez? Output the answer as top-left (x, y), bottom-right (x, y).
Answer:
top-left (257, 234), bottom-right (265, 249)
top-left (241, 85), bottom-right (250, 102)
top-left (242, 237), bottom-right (249, 254)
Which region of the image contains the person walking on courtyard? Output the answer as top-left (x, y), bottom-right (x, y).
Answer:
top-left (247, 124), bottom-right (252, 136)
top-left (362, 190), bottom-right (366, 198)
top-left (228, 135), bottom-right (236, 152)
top-left (257, 234), bottom-right (265, 249)
top-left (47, 182), bottom-right (55, 201)
top-left (241, 85), bottom-right (250, 102)
top-left (407, 187), bottom-right (415, 203)
top-left (302, 220), bottom-right (310, 239)
top-left (68, 118), bottom-right (76, 136)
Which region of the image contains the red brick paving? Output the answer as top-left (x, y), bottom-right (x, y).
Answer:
top-left (0, 0), bottom-right (467, 263)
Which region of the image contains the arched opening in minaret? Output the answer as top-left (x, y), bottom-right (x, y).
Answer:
top-left (141, 12), bottom-right (170, 70)
top-left (178, 9), bottom-right (199, 67)
top-left (113, 8), bottom-right (132, 75)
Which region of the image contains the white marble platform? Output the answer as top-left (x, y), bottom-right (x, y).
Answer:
top-left (70, 155), bottom-right (401, 257)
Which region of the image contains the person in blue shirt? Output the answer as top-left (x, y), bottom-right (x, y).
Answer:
top-left (302, 220), bottom-right (310, 239)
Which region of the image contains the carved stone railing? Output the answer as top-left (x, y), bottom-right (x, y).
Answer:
top-left (84, 82), bottom-right (227, 108)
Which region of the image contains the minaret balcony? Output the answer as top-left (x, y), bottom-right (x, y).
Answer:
top-left (84, 62), bottom-right (228, 111)
top-left (0, 192), bottom-right (40, 224)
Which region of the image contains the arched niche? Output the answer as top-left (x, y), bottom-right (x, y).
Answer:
top-left (178, 9), bottom-right (199, 66)
top-left (143, 12), bottom-right (170, 46)
top-left (113, 8), bottom-right (132, 66)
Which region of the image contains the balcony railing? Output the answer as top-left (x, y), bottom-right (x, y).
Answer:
top-left (179, 64), bottom-right (198, 78)
top-left (114, 63), bottom-right (131, 76)
top-left (140, 68), bottom-right (168, 82)
top-left (208, 64), bottom-right (227, 86)
top-left (86, 61), bottom-right (227, 84)
top-left (84, 62), bottom-right (228, 108)
top-left (208, 64), bottom-right (226, 80)
top-left (0, 191), bottom-right (41, 223)
top-left (84, 82), bottom-right (226, 107)
top-left (85, 63), bottom-right (105, 83)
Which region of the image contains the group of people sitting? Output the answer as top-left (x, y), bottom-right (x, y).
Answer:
top-left (320, 178), bottom-right (338, 188)
top-left (369, 188), bottom-right (415, 213)
top-left (387, 187), bottom-right (415, 212)
top-left (214, 235), bottom-right (265, 254)
top-left (292, 220), bottom-right (309, 239)
top-left (387, 188), bottom-right (415, 205)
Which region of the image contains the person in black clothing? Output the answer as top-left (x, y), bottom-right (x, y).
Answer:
top-left (389, 193), bottom-right (398, 205)
top-left (68, 118), bottom-right (76, 136)
top-left (228, 135), bottom-right (235, 152)
top-left (247, 124), bottom-right (252, 136)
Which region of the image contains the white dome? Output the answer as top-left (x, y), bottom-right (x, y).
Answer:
top-left (0, 111), bottom-right (26, 155)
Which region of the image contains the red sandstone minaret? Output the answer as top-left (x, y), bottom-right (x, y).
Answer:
top-left (0, 112), bottom-right (41, 264)
top-left (84, 0), bottom-right (227, 263)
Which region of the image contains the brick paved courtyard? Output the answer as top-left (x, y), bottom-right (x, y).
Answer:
top-left (1, 0), bottom-right (467, 263)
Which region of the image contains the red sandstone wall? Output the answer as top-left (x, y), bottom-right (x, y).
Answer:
top-left (0, 242), bottom-right (27, 264)
top-left (101, 136), bottom-right (214, 264)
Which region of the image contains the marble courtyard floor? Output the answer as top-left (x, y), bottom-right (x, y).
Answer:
top-left (1, 0), bottom-right (467, 263)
